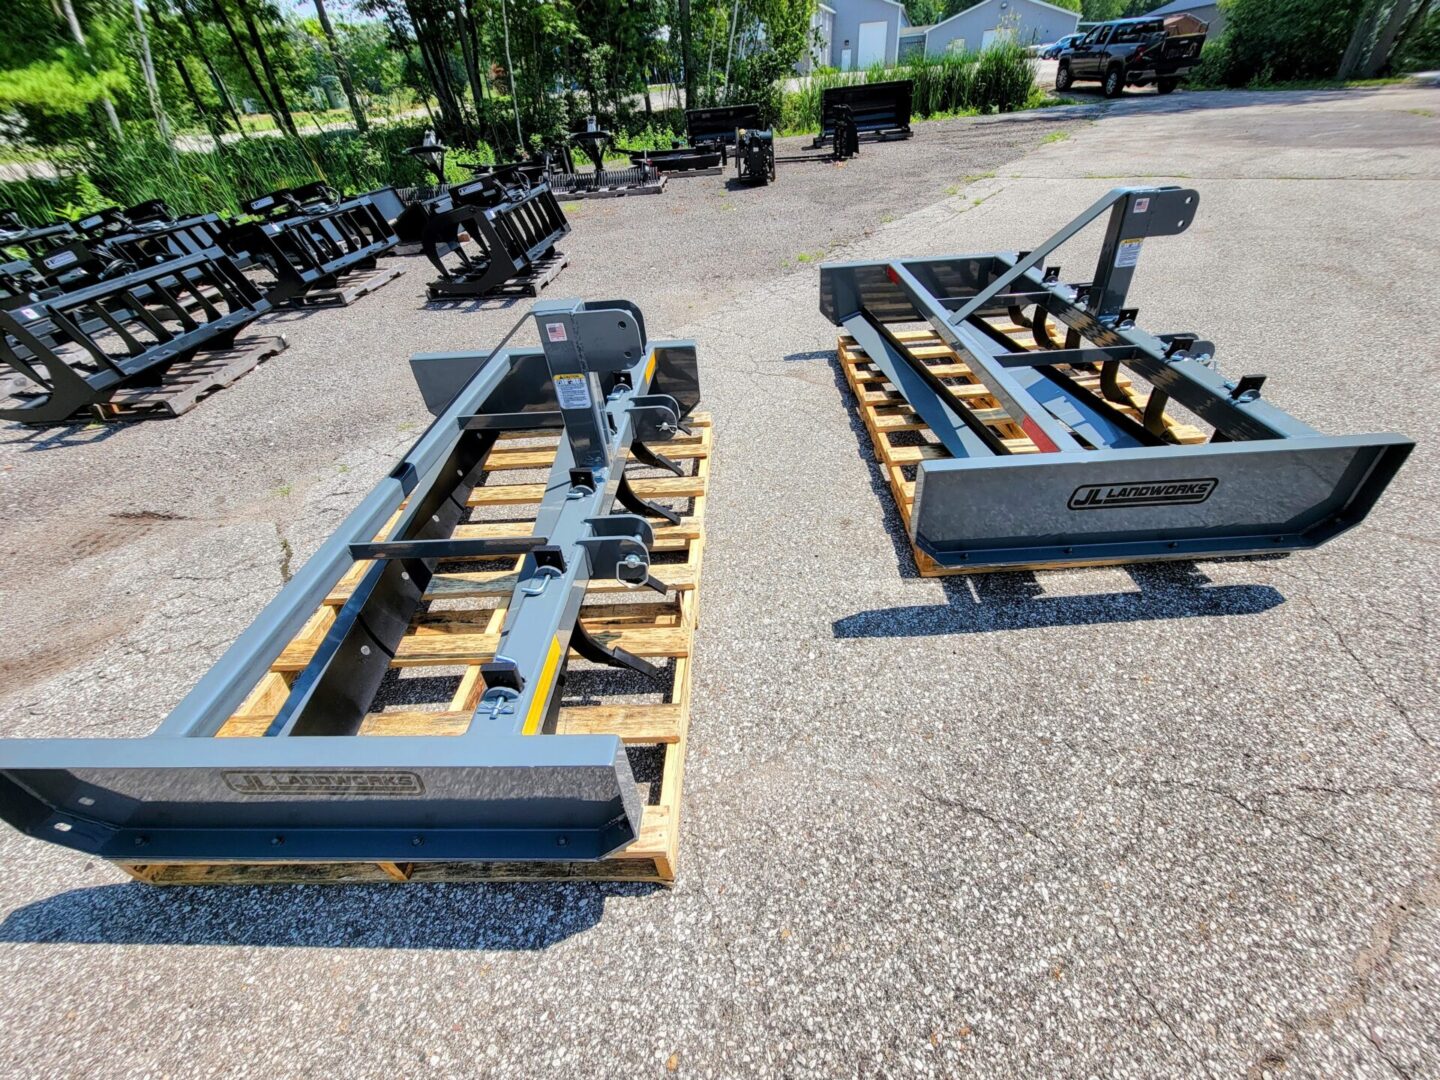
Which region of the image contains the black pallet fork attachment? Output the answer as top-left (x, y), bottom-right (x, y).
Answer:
top-left (103, 212), bottom-right (250, 270)
top-left (0, 249), bottom-right (276, 425)
top-left (0, 298), bottom-right (702, 865)
top-left (0, 212), bottom-right (77, 263)
top-left (422, 175), bottom-right (571, 299)
top-left (819, 186), bottom-right (1414, 570)
top-left (221, 186), bottom-right (398, 305)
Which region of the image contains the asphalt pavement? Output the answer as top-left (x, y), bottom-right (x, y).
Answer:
top-left (0, 85), bottom-right (1436, 1078)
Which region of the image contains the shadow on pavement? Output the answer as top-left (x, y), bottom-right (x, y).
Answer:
top-left (811, 340), bottom-right (1285, 637)
top-left (0, 878), bottom-right (657, 949)
top-left (833, 560), bottom-right (1285, 638)
top-left (0, 419), bottom-right (126, 452)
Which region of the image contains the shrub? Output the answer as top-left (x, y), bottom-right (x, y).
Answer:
top-left (1211, 0), bottom-right (1365, 86)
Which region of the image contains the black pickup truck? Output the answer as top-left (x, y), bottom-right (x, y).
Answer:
top-left (1056, 16), bottom-right (1207, 97)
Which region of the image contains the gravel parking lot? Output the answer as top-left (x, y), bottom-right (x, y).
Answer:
top-left (0, 85), bottom-right (1436, 1077)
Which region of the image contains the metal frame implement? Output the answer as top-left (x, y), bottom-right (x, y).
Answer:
top-left (0, 299), bottom-right (701, 864)
top-left (819, 186), bottom-right (1413, 570)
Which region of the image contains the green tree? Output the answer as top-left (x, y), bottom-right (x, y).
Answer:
top-left (1215, 0), bottom-right (1366, 84)
top-left (313, 0), bottom-right (368, 129)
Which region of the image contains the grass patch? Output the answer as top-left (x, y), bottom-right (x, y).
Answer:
top-left (1040, 130), bottom-right (1070, 144)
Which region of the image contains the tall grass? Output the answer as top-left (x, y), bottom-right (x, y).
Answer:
top-left (0, 120), bottom-right (457, 225)
top-left (0, 44), bottom-right (1037, 225)
top-left (777, 41), bottom-right (1036, 135)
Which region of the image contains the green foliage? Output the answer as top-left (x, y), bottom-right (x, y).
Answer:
top-left (1205, 0), bottom-right (1366, 85)
top-left (1394, 6), bottom-right (1440, 72)
top-left (1081, 0), bottom-right (1172, 19)
top-left (0, 120), bottom-right (474, 226)
top-left (0, 173), bottom-right (108, 224)
top-left (778, 42), bottom-right (1036, 135)
top-left (1047, 0), bottom-right (1083, 13)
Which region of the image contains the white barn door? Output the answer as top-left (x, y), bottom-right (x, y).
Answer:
top-left (857, 20), bottom-right (888, 67)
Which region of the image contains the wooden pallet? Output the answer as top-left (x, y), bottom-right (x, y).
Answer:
top-left (492, 251), bottom-right (568, 298)
top-left (93, 335), bottom-right (288, 421)
top-left (118, 413), bottom-right (713, 886)
top-left (292, 263), bottom-right (403, 307)
top-left (837, 325), bottom-right (1207, 576)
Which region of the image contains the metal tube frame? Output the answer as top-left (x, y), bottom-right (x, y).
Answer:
top-left (0, 299), bottom-right (700, 864)
top-left (819, 186), bottom-right (1414, 568)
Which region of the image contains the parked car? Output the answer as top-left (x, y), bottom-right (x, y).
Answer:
top-left (1041, 33), bottom-right (1084, 60)
top-left (1055, 16), bottom-right (1207, 97)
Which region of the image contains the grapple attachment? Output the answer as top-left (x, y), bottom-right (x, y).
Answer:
top-left (422, 177), bottom-right (570, 298)
top-left (819, 187), bottom-right (1413, 570)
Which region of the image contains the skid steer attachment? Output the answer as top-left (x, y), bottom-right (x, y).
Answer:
top-left (422, 174), bottom-right (570, 299)
top-left (539, 130), bottom-right (666, 199)
top-left (0, 299), bottom-right (701, 865)
top-left (220, 185), bottom-right (398, 305)
top-left (819, 187), bottom-right (1413, 571)
top-left (811, 81), bottom-right (913, 154)
top-left (0, 211), bottom-right (76, 262)
top-left (0, 249), bottom-right (276, 424)
top-left (102, 213), bottom-right (244, 269)
top-left (735, 128), bottom-right (776, 185)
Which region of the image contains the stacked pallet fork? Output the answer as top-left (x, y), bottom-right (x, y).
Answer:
top-left (220, 182), bottom-right (401, 307)
top-left (0, 247), bottom-right (285, 424)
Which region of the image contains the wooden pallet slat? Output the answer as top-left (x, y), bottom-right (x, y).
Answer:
top-left (121, 414), bottom-right (713, 886)
top-left (836, 328), bottom-right (1208, 576)
top-left (94, 335), bottom-right (288, 421)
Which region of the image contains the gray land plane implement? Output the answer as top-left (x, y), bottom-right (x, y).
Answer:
top-left (819, 186), bottom-right (1413, 570)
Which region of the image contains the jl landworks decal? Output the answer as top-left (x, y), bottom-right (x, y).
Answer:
top-left (1068, 478), bottom-right (1218, 511)
top-left (223, 770), bottom-right (425, 797)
